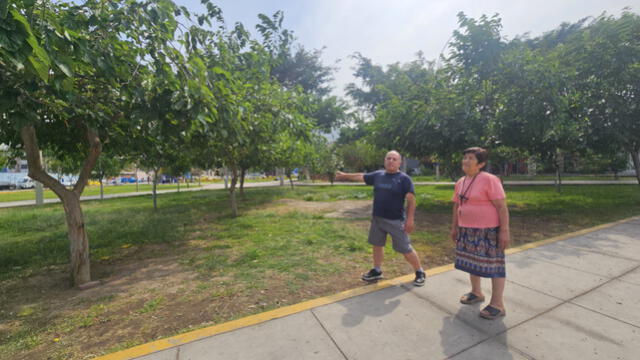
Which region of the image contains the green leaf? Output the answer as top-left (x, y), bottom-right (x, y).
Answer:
top-left (0, 0), bottom-right (9, 19)
top-left (28, 55), bottom-right (49, 81)
top-left (11, 9), bottom-right (50, 81)
top-left (212, 66), bottom-right (231, 79)
top-left (55, 61), bottom-right (73, 77)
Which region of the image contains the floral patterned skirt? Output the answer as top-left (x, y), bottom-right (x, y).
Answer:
top-left (455, 227), bottom-right (505, 278)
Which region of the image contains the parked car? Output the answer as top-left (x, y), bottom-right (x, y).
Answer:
top-left (0, 181), bottom-right (16, 190)
top-left (120, 177), bottom-right (137, 183)
top-left (17, 177), bottom-right (35, 189)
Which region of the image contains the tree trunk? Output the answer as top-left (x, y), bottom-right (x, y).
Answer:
top-left (527, 156), bottom-right (537, 177)
top-left (240, 168), bottom-right (246, 196)
top-left (20, 125), bottom-right (100, 287)
top-left (631, 150), bottom-right (640, 185)
top-left (229, 167), bottom-right (239, 217)
top-left (153, 170), bottom-right (158, 210)
top-left (278, 167), bottom-right (284, 186)
top-left (287, 174), bottom-right (294, 189)
top-left (99, 179), bottom-right (104, 200)
top-left (62, 193), bottom-right (91, 286)
top-left (177, 179), bottom-right (180, 193)
top-left (554, 162), bottom-right (562, 193)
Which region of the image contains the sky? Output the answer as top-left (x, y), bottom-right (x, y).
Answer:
top-left (177, 0), bottom-right (638, 96)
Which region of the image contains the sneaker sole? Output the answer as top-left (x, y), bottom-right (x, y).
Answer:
top-left (362, 276), bottom-right (383, 282)
top-left (413, 281), bottom-right (425, 287)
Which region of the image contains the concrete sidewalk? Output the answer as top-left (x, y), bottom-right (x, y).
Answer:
top-left (98, 216), bottom-right (640, 360)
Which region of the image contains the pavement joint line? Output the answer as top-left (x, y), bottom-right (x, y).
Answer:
top-left (496, 263), bottom-right (640, 341)
top-left (400, 282), bottom-right (538, 360)
top-left (503, 278), bottom-right (566, 302)
top-left (538, 241), bottom-right (640, 263)
top-left (568, 300), bottom-right (640, 330)
top-left (309, 308), bottom-right (349, 360)
top-left (558, 242), bottom-right (640, 263)
top-left (443, 262), bottom-right (640, 360)
top-left (527, 255), bottom-right (632, 281)
top-left (94, 215), bottom-right (640, 360)
top-left (567, 264), bottom-right (640, 329)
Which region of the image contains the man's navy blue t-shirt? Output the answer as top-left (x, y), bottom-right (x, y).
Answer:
top-left (363, 170), bottom-right (415, 220)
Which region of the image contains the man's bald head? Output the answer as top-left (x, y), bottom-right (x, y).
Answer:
top-left (384, 150), bottom-right (402, 173)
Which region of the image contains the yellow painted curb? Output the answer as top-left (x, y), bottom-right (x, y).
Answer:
top-left (96, 215), bottom-right (639, 360)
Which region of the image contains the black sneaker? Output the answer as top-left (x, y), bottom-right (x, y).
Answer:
top-left (361, 268), bottom-right (383, 282)
top-left (413, 270), bottom-right (426, 287)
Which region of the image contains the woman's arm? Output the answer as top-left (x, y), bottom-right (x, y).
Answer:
top-left (450, 202), bottom-right (459, 244)
top-left (491, 198), bottom-right (510, 251)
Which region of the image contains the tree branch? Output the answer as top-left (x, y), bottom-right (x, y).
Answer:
top-left (74, 127), bottom-right (102, 195)
top-left (20, 125), bottom-right (68, 197)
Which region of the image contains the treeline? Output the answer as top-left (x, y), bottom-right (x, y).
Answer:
top-left (0, 0), bottom-right (346, 285)
top-left (341, 11), bottom-right (640, 183)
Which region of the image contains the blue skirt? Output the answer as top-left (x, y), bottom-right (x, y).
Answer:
top-left (455, 227), bottom-right (505, 278)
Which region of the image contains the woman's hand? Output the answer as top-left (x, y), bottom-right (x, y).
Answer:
top-left (499, 228), bottom-right (510, 251)
top-left (450, 228), bottom-right (458, 245)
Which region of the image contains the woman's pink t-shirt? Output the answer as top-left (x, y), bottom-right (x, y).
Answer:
top-left (452, 171), bottom-right (505, 228)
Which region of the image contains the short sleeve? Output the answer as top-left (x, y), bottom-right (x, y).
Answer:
top-left (486, 174), bottom-right (506, 200)
top-left (404, 175), bottom-right (415, 194)
top-left (363, 171), bottom-right (377, 186)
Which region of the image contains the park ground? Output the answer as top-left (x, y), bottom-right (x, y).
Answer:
top-left (1, 184), bottom-right (639, 359)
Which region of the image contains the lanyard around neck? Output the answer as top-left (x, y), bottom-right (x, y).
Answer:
top-left (458, 173), bottom-right (479, 204)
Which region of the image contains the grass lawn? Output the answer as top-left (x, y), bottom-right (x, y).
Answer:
top-left (1, 184), bottom-right (639, 359)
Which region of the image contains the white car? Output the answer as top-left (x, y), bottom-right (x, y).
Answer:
top-left (17, 177), bottom-right (35, 189)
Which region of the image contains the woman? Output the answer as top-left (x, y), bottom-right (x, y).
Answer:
top-left (450, 147), bottom-right (510, 320)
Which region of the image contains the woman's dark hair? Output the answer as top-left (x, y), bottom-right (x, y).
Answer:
top-left (463, 147), bottom-right (488, 170)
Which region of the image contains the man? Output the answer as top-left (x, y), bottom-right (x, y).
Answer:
top-left (336, 150), bottom-right (426, 286)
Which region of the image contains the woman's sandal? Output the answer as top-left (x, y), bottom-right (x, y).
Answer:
top-left (460, 292), bottom-right (485, 304)
top-left (479, 305), bottom-right (506, 320)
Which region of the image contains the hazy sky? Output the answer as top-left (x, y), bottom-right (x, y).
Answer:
top-left (177, 0), bottom-right (637, 96)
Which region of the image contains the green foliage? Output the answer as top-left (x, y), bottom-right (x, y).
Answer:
top-left (343, 10), bottom-right (640, 183)
top-left (338, 139), bottom-right (386, 172)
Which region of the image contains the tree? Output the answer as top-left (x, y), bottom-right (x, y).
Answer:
top-left (91, 155), bottom-right (126, 200)
top-left (308, 136), bottom-right (342, 184)
top-left (571, 11), bottom-right (640, 184)
top-left (493, 32), bottom-right (586, 190)
top-left (0, 0), bottom-right (211, 286)
top-left (338, 139), bottom-right (387, 172)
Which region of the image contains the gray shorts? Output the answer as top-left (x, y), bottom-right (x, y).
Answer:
top-left (368, 216), bottom-right (413, 254)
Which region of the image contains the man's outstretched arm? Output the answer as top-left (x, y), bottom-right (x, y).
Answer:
top-left (335, 171), bottom-right (365, 182)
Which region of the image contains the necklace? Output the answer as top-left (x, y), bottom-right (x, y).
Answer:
top-left (458, 172), bottom-right (479, 205)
